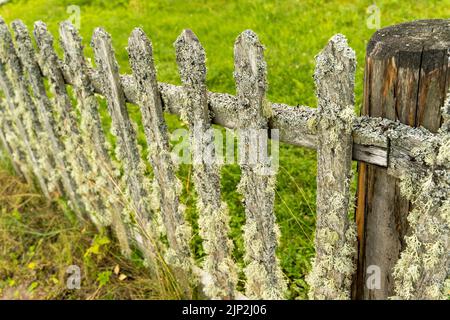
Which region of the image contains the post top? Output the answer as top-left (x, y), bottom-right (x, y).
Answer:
top-left (367, 19), bottom-right (450, 59)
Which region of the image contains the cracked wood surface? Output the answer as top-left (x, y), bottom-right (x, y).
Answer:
top-left (354, 19), bottom-right (450, 300)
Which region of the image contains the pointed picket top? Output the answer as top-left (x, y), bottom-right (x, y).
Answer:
top-left (33, 20), bottom-right (51, 44)
top-left (90, 27), bottom-right (131, 144)
top-left (90, 26), bottom-right (138, 164)
top-left (33, 21), bottom-right (55, 59)
top-left (0, 17), bottom-right (16, 63)
top-left (59, 21), bottom-right (90, 88)
top-left (10, 20), bottom-right (38, 70)
top-left (127, 27), bottom-right (166, 135)
top-left (33, 21), bottom-right (71, 121)
top-left (127, 28), bottom-right (159, 88)
top-left (173, 29), bottom-right (210, 127)
top-left (91, 27), bottom-right (127, 112)
top-left (314, 33), bottom-right (356, 112)
top-left (174, 29), bottom-right (207, 88)
top-left (233, 29), bottom-right (268, 130)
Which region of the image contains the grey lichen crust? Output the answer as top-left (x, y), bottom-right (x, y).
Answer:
top-left (390, 90), bottom-right (450, 300)
top-left (234, 30), bottom-right (287, 300)
top-left (10, 19), bottom-right (86, 217)
top-left (128, 27), bottom-right (194, 292)
top-left (90, 27), bottom-right (161, 262)
top-left (0, 17), bottom-right (54, 197)
top-left (59, 21), bottom-right (130, 257)
top-left (306, 34), bottom-right (357, 300)
top-left (174, 29), bottom-right (237, 299)
top-left (33, 21), bottom-right (112, 228)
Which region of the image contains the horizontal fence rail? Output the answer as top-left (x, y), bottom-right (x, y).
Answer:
top-left (64, 66), bottom-right (448, 173)
top-left (0, 16), bottom-right (448, 300)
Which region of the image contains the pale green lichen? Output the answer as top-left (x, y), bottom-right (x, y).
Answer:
top-left (0, 18), bottom-right (56, 196)
top-left (306, 34), bottom-right (357, 300)
top-left (231, 29), bottom-right (287, 300)
top-left (391, 117), bottom-right (449, 299)
top-left (33, 21), bottom-right (116, 227)
top-left (11, 20), bottom-right (86, 216)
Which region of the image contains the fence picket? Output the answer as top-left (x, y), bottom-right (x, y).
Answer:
top-left (0, 18), bottom-right (53, 197)
top-left (58, 21), bottom-right (131, 257)
top-left (34, 23), bottom-right (130, 253)
top-left (11, 20), bottom-right (85, 217)
top-left (174, 29), bottom-right (238, 299)
top-left (233, 30), bottom-right (286, 299)
top-left (306, 34), bottom-right (357, 300)
top-left (90, 27), bottom-right (160, 262)
top-left (127, 27), bottom-right (194, 293)
top-left (33, 21), bottom-right (110, 227)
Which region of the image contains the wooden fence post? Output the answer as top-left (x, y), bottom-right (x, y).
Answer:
top-left (354, 19), bottom-right (450, 299)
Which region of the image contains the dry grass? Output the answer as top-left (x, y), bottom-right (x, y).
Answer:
top-left (0, 156), bottom-right (181, 300)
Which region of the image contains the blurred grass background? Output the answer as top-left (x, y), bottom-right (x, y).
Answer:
top-left (0, 0), bottom-right (449, 299)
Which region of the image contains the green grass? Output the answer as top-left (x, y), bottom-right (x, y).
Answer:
top-left (0, 156), bottom-right (182, 299)
top-left (0, 0), bottom-right (449, 299)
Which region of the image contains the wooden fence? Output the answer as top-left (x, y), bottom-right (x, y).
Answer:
top-left (0, 17), bottom-right (448, 300)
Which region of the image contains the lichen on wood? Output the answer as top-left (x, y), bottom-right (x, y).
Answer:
top-left (33, 21), bottom-right (111, 228)
top-left (59, 21), bottom-right (131, 257)
top-left (85, 60), bottom-right (399, 168)
top-left (234, 29), bottom-right (286, 300)
top-left (11, 19), bottom-right (86, 217)
top-left (0, 17), bottom-right (55, 197)
top-left (306, 34), bottom-right (357, 300)
top-left (174, 29), bottom-right (237, 299)
top-left (91, 27), bottom-right (161, 262)
top-left (390, 90), bottom-right (450, 300)
top-left (0, 101), bottom-right (32, 180)
top-left (0, 15), bottom-right (448, 300)
top-left (128, 27), bottom-right (195, 294)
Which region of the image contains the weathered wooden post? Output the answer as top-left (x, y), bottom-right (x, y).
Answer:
top-left (354, 19), bottom-right (450, 299)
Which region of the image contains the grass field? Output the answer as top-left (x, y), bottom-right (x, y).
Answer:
top-left (0, 0), bottom-right (449, 299)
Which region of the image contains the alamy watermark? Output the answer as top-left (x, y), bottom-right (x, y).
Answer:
top-left (66, 5), bottom-right (81, 30)
top-left (366, 4), bottom-right (381, 30)
top-left (366, 265), bottom-right (381, 290)
top-left (66, 265), bottom-right (81, 289)
top-left (170, 126), bottom-right (279, 176)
